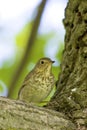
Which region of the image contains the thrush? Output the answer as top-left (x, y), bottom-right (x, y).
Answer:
top-left (18, 57), bottom-right (55, 104)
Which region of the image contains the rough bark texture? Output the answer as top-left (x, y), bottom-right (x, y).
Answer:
top-left (0, 97), bottom-right (75, 130)
top-left (47, 0), bottom-right (87, 129)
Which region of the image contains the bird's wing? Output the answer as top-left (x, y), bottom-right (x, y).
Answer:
top-left (18, 70), bottom-right (34, 98)
top-left (22, 70), bottom-right (34, 86)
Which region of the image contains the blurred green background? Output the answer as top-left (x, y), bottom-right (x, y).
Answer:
top-left (0, 0), bottom-right (67, 99)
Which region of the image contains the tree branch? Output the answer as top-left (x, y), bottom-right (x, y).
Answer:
top-left (8, 0), bottom-right (47, 97)
top-left (0, 97), bottom-right (75, 130)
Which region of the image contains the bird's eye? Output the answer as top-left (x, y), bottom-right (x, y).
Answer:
top-left (40, 60), bottom-right (44, 64)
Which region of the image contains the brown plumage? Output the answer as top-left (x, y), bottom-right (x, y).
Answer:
top-left (18, 57), bottom-right (55, 104)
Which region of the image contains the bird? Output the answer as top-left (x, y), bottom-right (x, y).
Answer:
top-left (18, 57), bottom-right (55, 104)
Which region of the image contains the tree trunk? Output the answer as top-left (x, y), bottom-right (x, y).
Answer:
top-left (47, 0), bottom-right (87, 129)
top-left (1, 0), bottom-right (87, 130)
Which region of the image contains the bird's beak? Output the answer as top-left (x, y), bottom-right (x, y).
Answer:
top-left (52, 60), bottom-right (55, 63)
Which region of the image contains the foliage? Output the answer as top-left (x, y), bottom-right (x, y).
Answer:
top-left (0, 20), bottom-right (64, 99)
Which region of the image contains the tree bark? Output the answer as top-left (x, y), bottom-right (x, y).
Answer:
top-left (47, 0), bottom-right (87, 129)
top-left (0, 97), bottom-right (75, 130)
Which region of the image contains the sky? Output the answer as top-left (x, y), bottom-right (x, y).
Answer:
top-left (0, 0), bottom-right (68, 67)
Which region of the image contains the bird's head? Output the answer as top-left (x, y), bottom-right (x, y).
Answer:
top-left (34, 57), bottom-right (55, 74)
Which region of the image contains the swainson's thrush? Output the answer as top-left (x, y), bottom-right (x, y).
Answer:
top-left (18, 57), bottom-right (55, 104)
